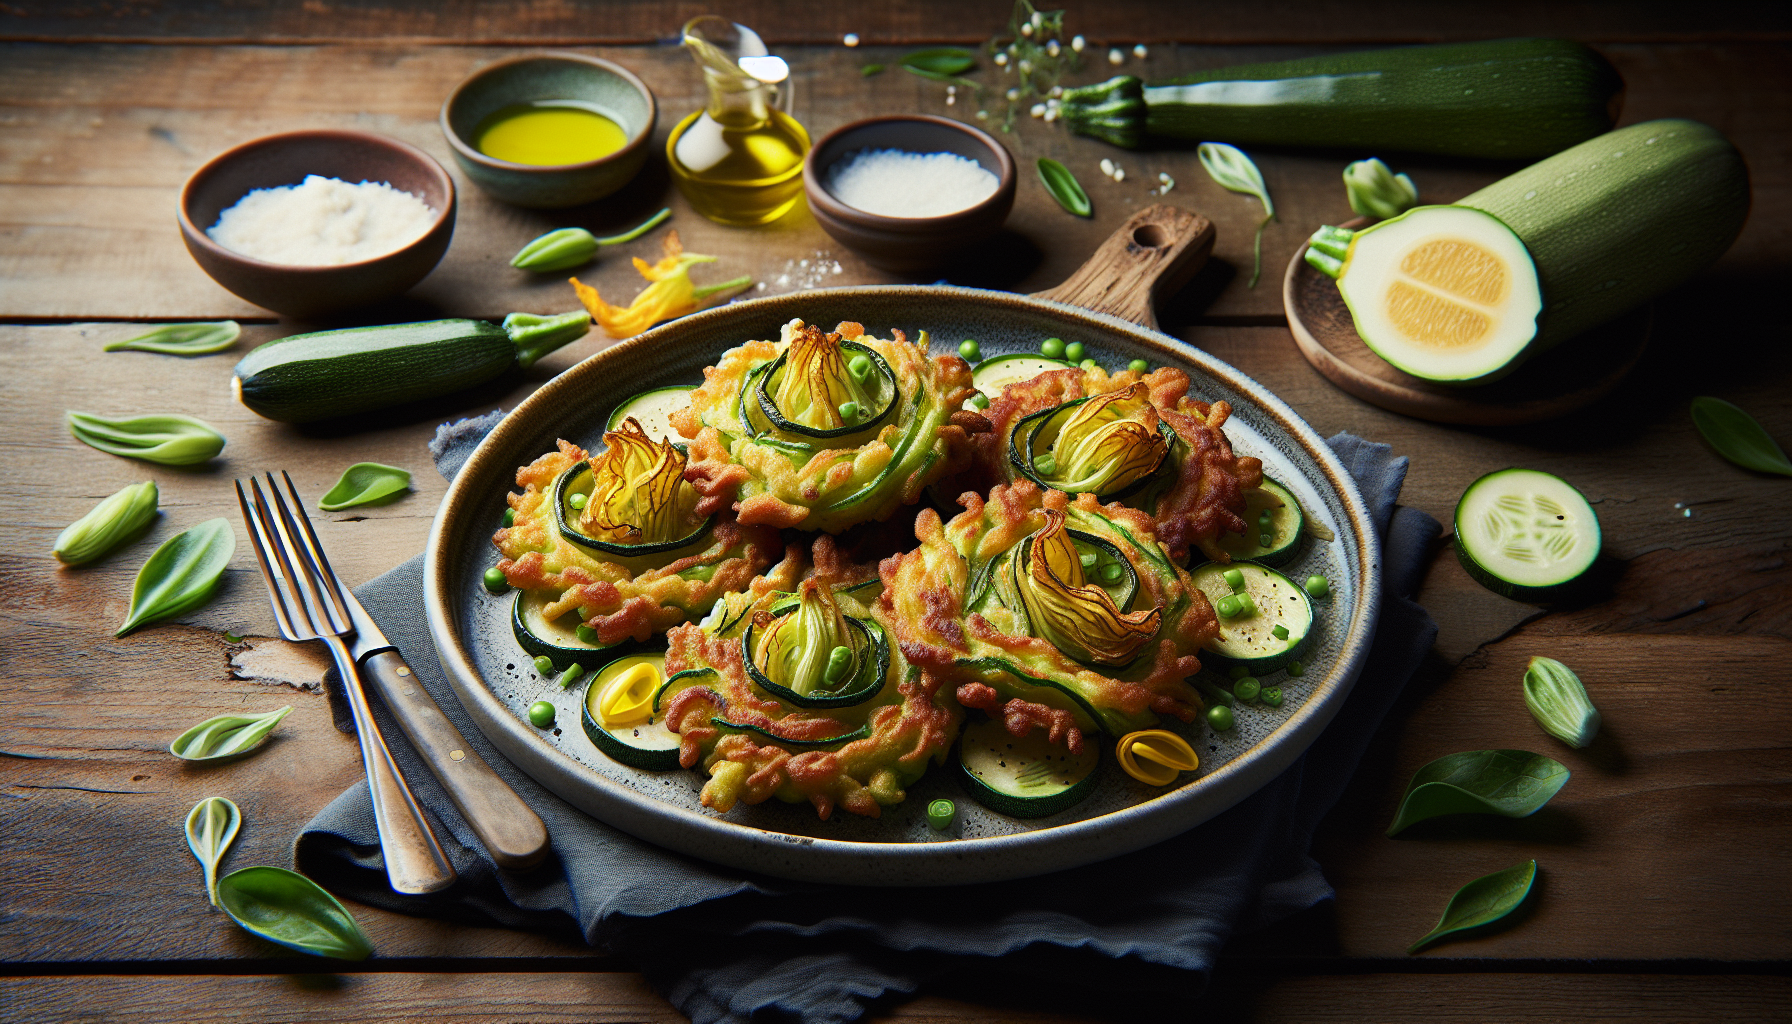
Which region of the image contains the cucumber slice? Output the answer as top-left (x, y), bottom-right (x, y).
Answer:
top-left (1454, 468), bottom-right (1601, 601)
top-left (606, 385), bottom-right (695, 442)
top-left (581, 654), bottom-right (681, 770)
top-left (1214, 477), bottom-right (1305, 566)
top-left (959, 715), bottom-right (1100, 818)
top-left (1187, 561), bottom-right (1313, 673)
top-left (512, 589), bottom-right (628, 670)
top-left (970, 353), bottom-right (1071, 401)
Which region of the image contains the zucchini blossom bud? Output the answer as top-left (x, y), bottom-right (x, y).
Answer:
top-left (1523, 655), bottom-right (1601, 748)
top-left (1017, 510), bottom-right (1160, 665)
top-left (1037, 383), bottom-right (1169, 496)
top-left (53, 480), bottom-right (159, 565)
top-left (1344, 157), bottom-right (1419, 220)
top-left (754, 580), bottom-right (864, 698)
top-left (581, 418), bottom-right (701, 545)
top-left (773, 321), bottom-right (883, 431)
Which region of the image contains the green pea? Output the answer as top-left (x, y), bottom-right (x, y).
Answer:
top-left (568, 492), bottom-right (588, 510)
top-left (1041, 337), bottom-right (1066, 359)
top-left (1207, 704), bottom-right (1235, 731)
top-left (1033, 453), bottom-right (1057, 476)
top-left (1228, 665), bottom-right (1249, 680)
top-left (1234, 593), bottom-right (1256, 616)
top-left (1128, 358), bottom-right (1149, 374)
top-left (1064, 341), bottom-right (1086, 362)
top-left (482, 567), bottom-right (510, 594)
top-left (556, 663), bottom-right (585, 689)
top-left (927, 798), bottom-right (956, 830)
top-left (532, 655), bottom-right (555, 676)
top-left (1099, 562), bottom-right (1123, 583)
top-left (1287, 661), bottom-right (1305, 677)
top-left (1271, 623), bottom-right (1289, 640)
top-left (1260, 687), bottom-right (1284, 707)
top-left (1234, 677), bottom-right (1260, 702)
top-left (575, 623), bottom-right (601, 645)
top-left (1216, 595), bottom-right (1240, 618)
top-left (501, 507), bottom-right (515, 528)
top-left (1304, 575), bottom-right (1330, 598)
top-left (970, 392), bottom-right (991, 410)
top-left (1258, 510), bottom-right (1273, 523)
top-left (958, 339), bottom-right (981, 360)
top-left (1079, 358), bottom-right (1098, 370)
top-left (839, 401), bottom-right (860, 421)
top-left (1259, 533), bottom-right (1273, 547)
top-left (1222, 568), bottom-right (1244, 591)
top-left (1079, 551), bottom-right (1098, 568)
top-left (527, 700), bottom-right (556, 728)
top-left (848, 355), bottom-right (873, 381)
top-left (823, 645), bottom-right (854, 684)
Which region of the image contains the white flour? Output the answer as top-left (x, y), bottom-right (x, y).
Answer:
top-left (206, 175), bottom-right (436, 266)
top-left (825, 149), bottom-right (999, 218)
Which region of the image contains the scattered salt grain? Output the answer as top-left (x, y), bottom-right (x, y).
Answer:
top-left (1108, 48), bottom-right (1125, 65)
top-left (1133, 44), bottom-right (1149, 59)
top-left (826, 149), bottom-right (1000, 218)
top-left (206, 174), bottom-right (435, 266)
top-left (1071, 35), bottom-right (1086, 52)
top-left (1099, 158), bottom-right (1116, 178)
top-left (843, 33), bottom-right (860, 47)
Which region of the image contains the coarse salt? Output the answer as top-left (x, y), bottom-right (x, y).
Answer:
top-left (825, 149), bottom-right (999, 218)
top-left (206, 175), bottom-right (436, 266)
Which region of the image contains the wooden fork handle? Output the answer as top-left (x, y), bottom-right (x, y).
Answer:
top-left (361, 650), bottom-right (551, 871)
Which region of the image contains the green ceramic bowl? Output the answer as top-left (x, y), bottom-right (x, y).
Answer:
top-left (440, 52), bottom-right (657, 209)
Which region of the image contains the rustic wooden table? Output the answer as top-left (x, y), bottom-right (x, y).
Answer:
top-left (3, 3), bottom-right (1789, 1021)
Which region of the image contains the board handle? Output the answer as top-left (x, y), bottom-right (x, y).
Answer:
top-left (1029, 204), bottom-right (1215, 330)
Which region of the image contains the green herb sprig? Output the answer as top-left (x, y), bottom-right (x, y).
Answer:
top-left (318, 463), bottom-right (412, 511)
top-left (105, 321), bottom-right (241, 356)
top-left (1037, 158), bottom-right (1091, 217)
top-left (981, 2), bottom-right (1082, 131)
top-left (1197, 143), bottom-right (1276, 287)
top-left (1691, 396), bottom-right (1792, 477)
top-left (53, 480), bottom-right (159, 565)
top-left (117, 517), bottom-right (236, 637)
top-left (1409, 860), bottom-right (1537, 954)
top-left (1386, 749), bottom-right (1569, 836)
top-left (185, 797), bottom-right (241, 906)
top-left (170, 706), bottom-right (293, 762)
top-left (216, 866), bottom-right (374, 960)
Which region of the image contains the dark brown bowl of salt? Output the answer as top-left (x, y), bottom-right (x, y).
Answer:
top-left (803, 115), bottom-right (1016, 274)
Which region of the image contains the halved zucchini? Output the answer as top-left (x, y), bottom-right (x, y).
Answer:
top-left (1454, 468), bottom-right (1601, 601)
top-left (970, 354), bottom-right (1072, 400)
top-left (1214, 477), bottom-right (1305, 566)
top-left (513, 589), bottom-right (630, 670)
top-left (1009, 396), bottom-right (1177, 502)
top-left (754, 340), bottom-right (898, 441)
top-left (606, 385), bottom-right (695, 442)
top-left (581, 654), bottom-right (681, 770)
top-left (1187, 561), bottom-right (1313, 673)
top-left (554, 462), bottom-right (713, 561)
top-left (959, 714), bottom-right (1100, 818)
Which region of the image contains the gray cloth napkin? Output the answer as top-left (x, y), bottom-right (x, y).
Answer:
top-left (296, 425), bottom-right (1438, 1024)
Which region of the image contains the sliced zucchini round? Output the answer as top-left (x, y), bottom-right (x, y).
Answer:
top-left (1008, 396), bottom-right (1176, 502)
top-left (742, 614), bottom-right (890, 709)
top-left (970, 353), bottom-right (1072, 401)
top-left (513, 589), bottom-right (630, 670)
top-left (1214, 477), bottom-right (1306, 567)
top-left (754, 340), bottom-right (898, 441)
top-left (1187, 561), bottom-right (1314, 673)
top-left (606, 385), bottom-right (695, 442)
top-left (1454, 468), bottom-right (1601, 601)
top-left (580, 654), bottom-right (681, 770)
top-left (959, 714), bottom-right (1100, 818)
top-left (553, 462), bottom-right (714, 560)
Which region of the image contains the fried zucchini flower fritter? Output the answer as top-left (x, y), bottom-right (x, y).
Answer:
top-left (494, 422), bottom-right (783, 647)
top-left (878, 480), bottom-right (1218, 755)
top-left (671, 318), bottom-right (990, 534)
top-left (958, 363), bottom-right (1264, 563)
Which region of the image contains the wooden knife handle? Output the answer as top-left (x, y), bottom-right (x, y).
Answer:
top-left (1029, 204), bottom-right (1216, 331)
top-left (360, 649), bottom-right (551, 870)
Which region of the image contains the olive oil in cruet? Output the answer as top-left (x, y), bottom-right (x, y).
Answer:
top-left (668, 17), bottom-right (811, 226)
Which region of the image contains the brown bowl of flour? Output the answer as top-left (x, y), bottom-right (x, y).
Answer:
top-left (178, 130), bottom-right (457, 319)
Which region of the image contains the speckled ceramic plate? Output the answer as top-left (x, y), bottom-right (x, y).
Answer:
top-left (425, 285), bottom-right (1381, 885)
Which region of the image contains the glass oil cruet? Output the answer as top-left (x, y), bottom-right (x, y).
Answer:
top-left (669, 16), bottom-right (811, 226)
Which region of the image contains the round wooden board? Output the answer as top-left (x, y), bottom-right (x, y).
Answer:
top-left (1283, 218), bottom-right (1651, 426)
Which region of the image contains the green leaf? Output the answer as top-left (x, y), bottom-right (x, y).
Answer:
top-left (1691, 396), bottom-right (1792, 477)
top-left (900, 47), bottom-right (976, 77)
top-left (117, 518), bottom-right (236, 637)
top-left (1197, 142), bottom-right (1276, 287)
top-left (1037, 158), bottom-right (1092, 217)
top-left (1386, 749), bottom-right (1569, 836)
top-left (53, 480), bottom-right (159, 565)
top-left (860, 63), bottom-right (886, 77)
top-left (215, 866), bottom-right (373, 960)
top-left (1523, 656), bottom-right (1601, 748)
top-left (318, 462), bottom-right (412, 511)
top-left (1409, 860), bottom-right (1537, 954)
top-left (104, 321), bottom-right (240, 356)
top-left (170, 705), bottom-right (293, 762)
top-left (185, 797), bottom-right (241, 906)
top-left (67, 411), bottom-right (226, 466)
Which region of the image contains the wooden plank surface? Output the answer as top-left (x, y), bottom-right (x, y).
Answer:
top-left (2, 41), bottom-right (1787, 322)
top-left (2, 0), bottom-right (1788, 45)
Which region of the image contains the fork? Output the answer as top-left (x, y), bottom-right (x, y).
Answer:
top-left (237, 474), bottom-right (457, 895)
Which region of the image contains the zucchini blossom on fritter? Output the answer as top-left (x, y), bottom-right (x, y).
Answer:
top-left (581, 418), bottom-right (701, 545)
top-left (1018, 510), bottom-right (1162, 666)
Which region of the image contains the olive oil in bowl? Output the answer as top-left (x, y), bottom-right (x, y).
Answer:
top-left (475, 101), bottom-right (629, 166)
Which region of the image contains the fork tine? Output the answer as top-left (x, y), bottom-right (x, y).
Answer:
top-left (236, 479), bottom-right (301, 640)
top-left (275, 471), bottom-right (354, 624)
top-left (250, 476), bottom-right (325, 637)
top-left (264, 473), bottom-right (349, 635)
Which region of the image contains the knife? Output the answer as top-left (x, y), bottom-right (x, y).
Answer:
top-left (338, 573), bottom-right (551, 871)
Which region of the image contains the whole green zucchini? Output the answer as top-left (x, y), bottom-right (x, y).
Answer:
top-left (232, 311), bottom-right (588, 423)
top-left (1060, 38), bottom-right (1623, 159)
